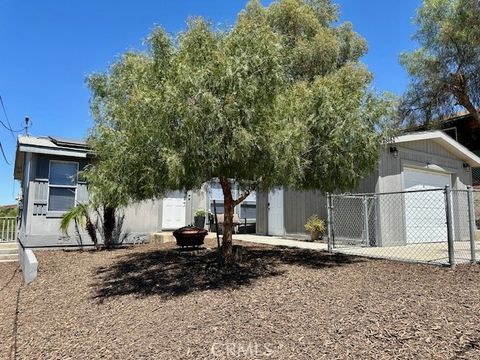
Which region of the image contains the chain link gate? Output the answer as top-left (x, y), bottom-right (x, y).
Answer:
top-left (326, 186), bottom-right (479, 267)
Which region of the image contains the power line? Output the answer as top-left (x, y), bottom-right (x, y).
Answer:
top-left (0, 96), bottom-right (25, 135)
top-left (0, 142), bottom-right (10, 165)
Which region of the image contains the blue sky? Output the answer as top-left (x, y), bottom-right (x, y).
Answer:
top-left (0, 0), bottom-right (420, 204)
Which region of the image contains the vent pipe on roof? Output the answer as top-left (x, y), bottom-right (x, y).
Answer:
top-left (24, 116), bottom-right (30, 136)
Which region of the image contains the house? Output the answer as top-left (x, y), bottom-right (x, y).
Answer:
top-left (256, 131), bottom-right (480, 246)
top-left (13, 135), bottom-right (256, 247)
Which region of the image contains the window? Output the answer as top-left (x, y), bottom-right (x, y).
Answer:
top-left (48, 161), bottom-right (78, 212)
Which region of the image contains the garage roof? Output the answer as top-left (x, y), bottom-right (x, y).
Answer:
top-left (394, 131), bottom-right (480, 167)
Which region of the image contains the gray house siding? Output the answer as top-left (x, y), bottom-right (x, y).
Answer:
top-left (256, 170), bottom-right (379, 237)
top-left (20, 152), bottom-right (166, 247)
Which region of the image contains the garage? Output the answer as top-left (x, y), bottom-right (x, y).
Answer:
top-left (256, 130), bottom-right (480, 247)
top-left (403, 167), bottom-right (451, 244)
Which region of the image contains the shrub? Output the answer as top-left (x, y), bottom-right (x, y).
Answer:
top-left (194, 208), bottom-right (207, 217)
top-left (304, 215), bottom-right (326, 237)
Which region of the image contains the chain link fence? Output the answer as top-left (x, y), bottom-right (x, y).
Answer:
top-left (326, 186), bottom-right (478, 267)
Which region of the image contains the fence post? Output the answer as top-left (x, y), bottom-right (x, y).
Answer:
top-left (326, 193), bottom-right (333, 253)
top-left (467, 186), bottom-right (477, 264)
top-left (363, 195), bottom-right (369, 246)
top-left (445, 185), bottom-right (455, 268)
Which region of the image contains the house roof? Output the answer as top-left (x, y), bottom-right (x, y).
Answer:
top-left (393, 131), bottom-right (480, 167)
top-left (14, 135), bottom-right (92, 180)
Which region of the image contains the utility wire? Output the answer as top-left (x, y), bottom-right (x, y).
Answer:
top-left (0, 142), bottom-right (10, 165)
top-left (0, 95), bottom-right (25, 134)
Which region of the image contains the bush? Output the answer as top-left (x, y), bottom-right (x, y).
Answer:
top-left (304, 215), bottom-right (326, 239)
top-left (194, 208), bottom-right (207, 217)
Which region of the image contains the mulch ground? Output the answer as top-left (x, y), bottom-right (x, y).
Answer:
top-left (3, 240), bottom-right (480, 359)
top-left (0, 261), bottom-right (22, 360)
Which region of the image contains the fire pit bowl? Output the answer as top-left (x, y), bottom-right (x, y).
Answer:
top-left (173, 226), bottom-right (208, 248)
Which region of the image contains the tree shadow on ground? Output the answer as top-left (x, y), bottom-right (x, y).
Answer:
top-left (93, 244), bottom-right (363, 301)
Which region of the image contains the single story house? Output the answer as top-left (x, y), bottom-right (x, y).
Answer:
top-left (13, 135), bottom-right (256, 247)
top-left (256, 131), bottom-right (480, 246)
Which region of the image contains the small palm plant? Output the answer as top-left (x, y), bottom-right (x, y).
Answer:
top-left (60, 203), bottom-right (99, 249)
top-left (304, 215), bottom-right (326, 241)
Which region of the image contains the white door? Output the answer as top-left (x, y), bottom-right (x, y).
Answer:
top-left (268, 189), bottom-right (284, 236)
top-left (162, 192), bottom-right (186, 230)
top-left (403, 168), bottom-right (451, 244)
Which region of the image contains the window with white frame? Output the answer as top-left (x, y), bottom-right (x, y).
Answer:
top-left (48, 160), bottom-right (78, 212)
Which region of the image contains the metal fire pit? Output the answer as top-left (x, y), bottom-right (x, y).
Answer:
top-left (173, 226), bottom-right (208, 248)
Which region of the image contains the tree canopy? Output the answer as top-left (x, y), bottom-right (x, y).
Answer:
top-left (86, 0), bottom-right (395, 262)
top-left (400, 0), bottom-right (480, 125)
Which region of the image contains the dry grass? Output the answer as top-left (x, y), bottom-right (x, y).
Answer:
top-left (3, 240), bottom-right (480, 359)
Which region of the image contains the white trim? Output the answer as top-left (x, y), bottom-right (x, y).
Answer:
top-left (394, 131), bottom-right (480, 167)
top-left (18, 145), bottom-right (88, 158)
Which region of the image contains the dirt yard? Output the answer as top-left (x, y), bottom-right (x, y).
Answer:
top-left (2, 240), bottom-right (480, 359)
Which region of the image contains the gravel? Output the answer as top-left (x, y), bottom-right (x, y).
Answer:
top-left (3, 240), bottom-right (480, 359)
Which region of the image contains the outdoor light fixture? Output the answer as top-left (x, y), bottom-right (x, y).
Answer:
top-left (463, 162), bottom-right (471, 171)
top-left (389, 146), bottom-right (399, 158)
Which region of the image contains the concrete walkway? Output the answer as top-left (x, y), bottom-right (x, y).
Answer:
top-left (234, 234), bottom-right (328, 251)
top-left (233, 234), bottom-right (477, 266)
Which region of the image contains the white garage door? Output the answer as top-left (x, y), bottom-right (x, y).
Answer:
top-left (403, 168), bottom-right (451, 244)
top-left (162, 191), bottom-right (186, 230)
top-left (268, 189), bottom-right (284, 236)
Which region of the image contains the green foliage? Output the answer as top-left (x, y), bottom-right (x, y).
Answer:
top-left (0, 206), bottom-right (17, 217)
top-left (194, 208), bottom-right (207, 217)
top-left (400, 0), bottom-right (480, 125)
top-left (304, 215), bottom-right (326, 235)
top-left (86, 0), bottom-right (394, 203)
top-left (60, 203), bottom-right (89, 234)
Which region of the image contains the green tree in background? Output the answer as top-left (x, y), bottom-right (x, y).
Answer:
top-left (87, 0), bottom-right (395, 264)
top-left (401, 0), bottom-right (480, 125)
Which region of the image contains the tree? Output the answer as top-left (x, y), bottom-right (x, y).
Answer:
top-left (400, 0), bottom-right (480, 126)
top-left (87, 0), bottom-right (395, 265)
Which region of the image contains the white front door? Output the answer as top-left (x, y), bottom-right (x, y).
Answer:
top-left (268, 189), bottom-right (284, 236)
top-left (162, 192), bottom-right (186, 230)
top-left (403, 167), bottom-right (451, 244)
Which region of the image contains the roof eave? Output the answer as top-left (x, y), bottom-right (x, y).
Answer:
top-left (393, 131), bottom-right (480, 167)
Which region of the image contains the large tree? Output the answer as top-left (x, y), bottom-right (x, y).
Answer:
top-left (87, 0), bottom-right (394, 264)
top-left (400, 0), bottom-right (480, 125)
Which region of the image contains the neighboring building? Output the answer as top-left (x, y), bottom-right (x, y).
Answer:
top-left (256, 131), bottom-right (480, 245)
top-left (13, 135), bottom-right (256, 247)
top-left (409, 111), bottom-right (480, 186)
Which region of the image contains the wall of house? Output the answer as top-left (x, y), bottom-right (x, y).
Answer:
top-left (21, 153), bottom-right (164, 247)
top-left (255, 171), bottom-right (379, 237)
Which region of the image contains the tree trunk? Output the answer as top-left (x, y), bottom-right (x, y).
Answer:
top-left (219, 177), bottom-right (235, 265)
top-left (103, 206), bottom-right (116, 248)
top-left (85, 217), bottom-right (99, 249)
